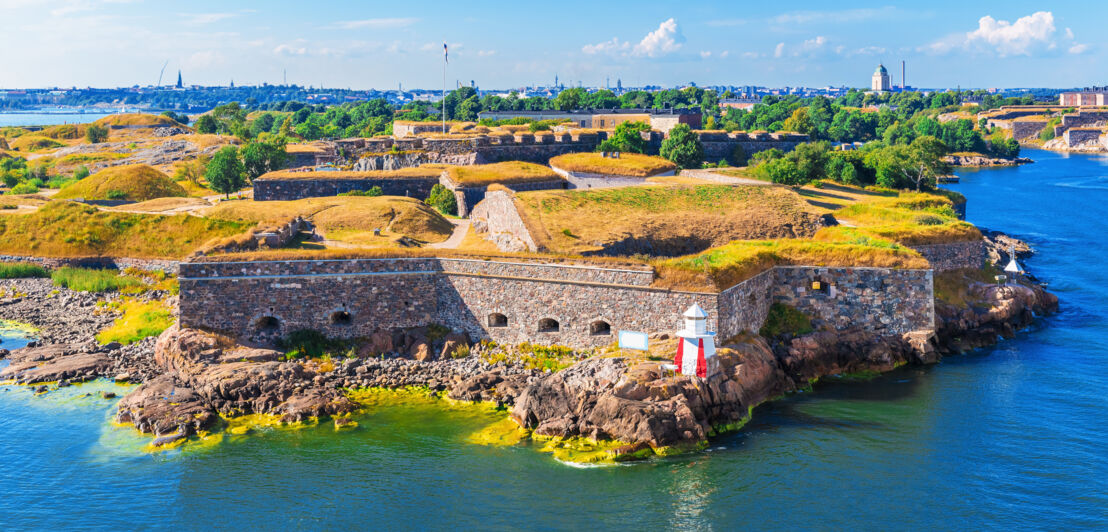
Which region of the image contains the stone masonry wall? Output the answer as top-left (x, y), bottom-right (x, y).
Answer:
top-left (912, 240), bottom-right (985, 272)
top-left (446, 178), bottom-right (567, 217)
top-left (771, 267), bottom-right (934, 335)
top-left (1011, 120), bottom-right (1049, 141)
top-left (253, 177), bottom-right (438, 201)
top-left (469, 191), bottom-right (540, 252)
top-left (180, 258), bottom-right (936, 349)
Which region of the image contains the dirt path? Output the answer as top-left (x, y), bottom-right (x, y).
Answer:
top-left (679, 169), bottom-right (770, 186)
top-left (427, 219), bottom-right (470, 249)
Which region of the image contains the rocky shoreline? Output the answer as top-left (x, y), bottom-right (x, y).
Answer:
top-left (0, 231), bottom-right (1058, 460)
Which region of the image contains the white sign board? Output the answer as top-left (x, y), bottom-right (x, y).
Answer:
top-left (618, 330), bottom-right (649, 351)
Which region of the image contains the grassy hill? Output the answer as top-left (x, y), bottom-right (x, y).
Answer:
top-left (0, 201), bottom-right (246, 259)
top-left (513, 184), bottom-right (826, 255)
top-left (10, 136), bottom-right (65, 152)
top-left (203, 196), bottom-right (454, 246)
top-left (549, 153), bottom-right (676, 177)
top-left (444, 161), bottom-right (562, 187)
top-left (54, 164), bottom-right (188, 202)
top-left (93, 113), bottom-right (183, 128)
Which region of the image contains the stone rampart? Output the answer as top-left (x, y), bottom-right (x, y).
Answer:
top-left (912, 240), bottom-right (985, 272)
top-left (1011, 120), bottom-right (1049, 141)
top-left (445, 178), bottom-right (567, 217)
top-left (180, 257), bottom-right (936, 349)
top-left (772, 267), bottom-right (934, 335)
top-left (253, 176), bottom-right (438, 201)
top-left (1063, 128), bottom-right (1105, 147)
top-left (469, 191), bottom-right (540, 252)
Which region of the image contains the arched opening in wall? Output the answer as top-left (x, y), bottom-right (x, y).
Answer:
top-left (811, 277), bottom-right (831, 296)
top-left (330, 311), bottom-right (352, 326)
top-left (254, 315), bottom-right (280, 332)
top-left (488, 313), bottom-right (508, 328)
top-left (590, 320), bottom-right (611, 336)
top-left (538, 318), bottom-right (560, 333)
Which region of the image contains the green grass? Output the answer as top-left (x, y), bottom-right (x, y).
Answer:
top-left (0, 263), bottom-right (49, 279)
top-left (759, 303), bottom-right (814, 338)
top-left (51, 267), bottom-right (142, 292)
top-left (96, 298), bottom-right (175, 344)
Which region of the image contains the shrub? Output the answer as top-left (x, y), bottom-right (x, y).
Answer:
top-left (0, 263), bottom-right (49, 279)
top-left (51, 267), bottom-right (142, 292)
top-left (660, 124), bottom-right (704, 169)
top-left (759, 303), bottom-right (814, 338)
top-left (8, 183), bottom-right (39, 195)
top-left (338, 186), bottom-right (383, 197)
top-left (85, 124), bottom-right (109, 144)
top-left (277, 329), bottom-right (347, 359)
top-left (425, 184), bottom-right (457, 215)
top-left (106, 189), bottom-right (127, 200)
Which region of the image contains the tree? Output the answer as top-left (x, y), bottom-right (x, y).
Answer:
top-left (242, 137), bottom-right (288, 180)
top-left (597, 121), bottom-right (650, 153)
top-left (758, 158), bottom-right (804, 186)
top-left (205, 146), bottom-right (246, 198)
top-left (659, 124), bottom-right (704, 169)
top-left (195, 115), bottom-right (218, 134)
top-left (425, 184), bottom-right (457, 215)
top-left (553, 88), bottom-right (586, 111)
top-left (989, 134), bottom-right (1020, 160)
top-left (173, 156), bottom-right (208, 186)
top-left (85, 124), bottom-right (108, 144)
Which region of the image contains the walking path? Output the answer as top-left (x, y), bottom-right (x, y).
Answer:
top-left (679, 168), bottom-right (770, 186)
top-left (428, 219), bottom-right (471, 249)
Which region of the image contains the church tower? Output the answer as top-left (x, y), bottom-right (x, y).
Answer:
top-left (871, 64), bottom-right (891, 92)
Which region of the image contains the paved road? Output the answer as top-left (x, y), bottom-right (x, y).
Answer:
top-left (428, 218), bottom-right (471, 249)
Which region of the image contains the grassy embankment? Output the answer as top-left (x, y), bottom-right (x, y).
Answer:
top-left (653, 183), bottom-right (975, 291)
top-left (443, 161), bottom-right (563, 187)
top-left (54, 164), bottom-right (187, 202)
top-left (548, 152), bottom-right (676, 177)
top-left (202, 195), bottom-right (454, 247)
top-left (0, 201), bottom-right (247, 259)
top-left (512, 184), bottom-right (823, 255)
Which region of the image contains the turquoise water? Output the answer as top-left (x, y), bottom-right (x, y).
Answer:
top-left (1, 148), bottom-right (1106, 530)
top-left (0, 111), bottom-right (116, 127)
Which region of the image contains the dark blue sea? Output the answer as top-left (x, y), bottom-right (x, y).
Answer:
top-left (1, 148), bottom-right (1104, 530)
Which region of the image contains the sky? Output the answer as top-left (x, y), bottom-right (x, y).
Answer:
top-left (0, 0), bottom-right (1103, 90)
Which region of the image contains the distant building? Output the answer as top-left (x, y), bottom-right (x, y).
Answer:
top-left (476, 107), bottom-right (701, 133)
top-left (719, 98), bottom-right (762, 111)
top-left (1059, 88), bottom-right (1108, 107)
top-left (871, 64), bottom-right (891, 92)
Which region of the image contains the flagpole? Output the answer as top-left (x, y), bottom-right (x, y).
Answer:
top-left (442, 42), bottom-right (447, 134)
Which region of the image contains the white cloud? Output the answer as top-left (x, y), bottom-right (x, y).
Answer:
top-left (773, 42), bottom-right (785, 58)
top-left (699, 51), bottom-right (711, 59)
top-left (632, 18), bottom-right (684, 57)
top-left (274, 43), bottom-right (307, 56)
top-left (182, 13), bottom-right (236, 25)
top-left (1069, 43), bottom-right (1089, 54)
top-left (742, 51), bottom-right (760, 59)
top-left (582, 37), bottom-right (629, 55)
top-left (928, 11), bottom-right (1066, 57)
top-left (335, 17), bottom-right (418, 30)
top-left (719, 50), bottom-right (730, 58)
top-left (476, 49), bottom-right (496, 57)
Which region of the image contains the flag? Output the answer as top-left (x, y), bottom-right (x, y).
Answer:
top-left (443, 42), bottom-right (448, 64)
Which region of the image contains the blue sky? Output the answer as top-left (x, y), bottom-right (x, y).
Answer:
top-left (0, 0), bottom-right (1102, 89)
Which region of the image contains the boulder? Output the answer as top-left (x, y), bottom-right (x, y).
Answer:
top-left (439, 332), bottom-right (471, 360)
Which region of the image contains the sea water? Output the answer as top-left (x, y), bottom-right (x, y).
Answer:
top-left (0, 149), bottom-right (1105, 530)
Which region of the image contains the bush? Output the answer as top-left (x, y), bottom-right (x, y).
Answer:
top-left (106, 189), bottom-right (127, 200)
top-left (7, 183), bottom-right (39, 195)
top-left (338, 186), bottom-right (383, 197)
top-left (51, 267), bottom-right (142, 292)
top-left (425, 183), bottom-right (457, 215)
top-left (660, 124), bottom-right (704, 169)
top-left (85, 124), bottom-right (109, 144)
top-left (0, 263), bottom-right (49, 279)
top-left (759, 303), bottom-right (814, 338)
top-left (277, 329), bottom-right (347, 359)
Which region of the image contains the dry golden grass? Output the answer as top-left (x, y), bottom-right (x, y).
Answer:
top-left (444, 161), bottom-right (562, 187)
top-left (54, 164), bottom-right (187, 202)
top-left (106, 197), bottom-right (211, 214)
top-left (40, 124), bottom-right (87, 140)
top-left (285, 143), bottom-right (329, 154)
top-left (56, 151), bottom-right (128, 166)
top-left (203, 196), bottom-right (454, 244)
top-left (93, 113), bottom-right (183, 128)
top-left (0, 201), bottom-right (245, 259)
top-left (257, 165), bottom-right (449, 181)
top-left (11, 135), bottom-right (64, 152)
top-left (549, 152), bottom-right (676, 177)
top-left (653, 239), bottom-right (929, 291)
top-left (0, 194), bottom-right (50, 208)
top-left (515, 184), bottom-right (823, 255)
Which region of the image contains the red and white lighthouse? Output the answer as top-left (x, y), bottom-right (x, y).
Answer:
top-left (673, 303), bottom-right (717, 379)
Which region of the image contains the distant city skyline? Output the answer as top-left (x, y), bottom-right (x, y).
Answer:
top-left (0, 1), bottom-right (1101, 90)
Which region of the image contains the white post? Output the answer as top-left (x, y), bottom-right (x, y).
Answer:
top-left (442, 42), bottom-right (447, 135)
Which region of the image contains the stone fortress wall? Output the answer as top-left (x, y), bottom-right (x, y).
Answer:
top-left (178, 255), bottom-right (936, 349)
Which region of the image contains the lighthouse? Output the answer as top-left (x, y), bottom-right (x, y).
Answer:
top-left (673, 303), bottom-right (718, 379)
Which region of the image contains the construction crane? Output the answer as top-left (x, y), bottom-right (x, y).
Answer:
top-left (156, 60), bottom-right (169, 87)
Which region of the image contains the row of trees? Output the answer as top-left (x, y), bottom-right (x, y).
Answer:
top-left (751, 138), bottom-right (951, 191)
top-left (200, 135), bottom-right (289, 198)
